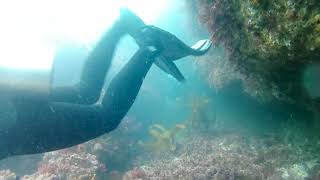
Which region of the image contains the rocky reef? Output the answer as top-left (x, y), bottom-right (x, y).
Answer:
top-left (0, 169), bottom-right (17, 180)
top-left (0, 112), bottom-right (319, 180)
top-left (124, 131), bottom-right (320, 180)
top-left (21, 148), bottom-right (106, 180)
top-left (189, 0), bottom-right (320, 116)
top-left (0, 149), bottom-right (105, 180)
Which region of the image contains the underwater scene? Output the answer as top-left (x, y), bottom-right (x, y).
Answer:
top-left (0, 0), bottom-right (320, 179)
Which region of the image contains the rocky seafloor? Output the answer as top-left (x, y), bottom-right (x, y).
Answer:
top-left (123, 132), bottom-right (320, 180)
top-left (1, 128), bottom-right (319, 180)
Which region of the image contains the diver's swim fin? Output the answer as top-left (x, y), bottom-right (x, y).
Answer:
top-left (119, 9), bottom-right (212, 82)
top-left (153, 39), bottom-right (211, 82)
top-left (155, 57), bottom-right (185, 82)
top-left (190, 39), bottom-right (212, 56)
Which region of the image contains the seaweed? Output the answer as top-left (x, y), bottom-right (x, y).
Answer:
top-left (192, 0), bottom-right (320, 113)
top-left (185, 95), bottom-right (217, 133)
top-left (139, 123), bottom-right (186, 153)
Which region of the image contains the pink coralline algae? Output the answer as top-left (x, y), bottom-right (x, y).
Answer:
top-left (123, 167), bottom-right (147, 180)
top-left (124, 133), bottom-right (320, 180)
top-left (21, 149), bottom-right (105, 180)
top-left (0, 169), bottom-right (17, 180)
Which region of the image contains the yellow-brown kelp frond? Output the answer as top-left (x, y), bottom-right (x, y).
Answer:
top-left (139, 123), bottom-right (186, 153)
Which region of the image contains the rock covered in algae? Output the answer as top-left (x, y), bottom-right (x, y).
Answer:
top-left (125, 132), bottom-right (320, 179)
top-left (190, 0), bottom-right (320, 110)
top-left (0, 169), bottom-right (17, 180)
top-left (21, 149), bottom-right (105, 180)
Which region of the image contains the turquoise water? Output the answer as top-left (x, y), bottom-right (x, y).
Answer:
top-left (0, 0), bottom-right (319, 179)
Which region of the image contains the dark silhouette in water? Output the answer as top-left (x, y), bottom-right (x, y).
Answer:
top-left (0, 9), bottom-right (211, 159)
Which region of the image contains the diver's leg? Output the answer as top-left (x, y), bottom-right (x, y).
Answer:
top-left (49, 46), bottom-right (162, 148)
top-left (77, 23), bottom-right (126, 104)
top-left (50, 9), bottom-right (144, 105)
top-left (1, 47), bottom-right (160, 158)
top-left (50, 23), bottom-right (124, 104)
top-left (77, 9), bottom-right (147, 105)
top-left (3, 100), bottom-right (108, 156)
top-left (100, 46), bottom-right (160, 121)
